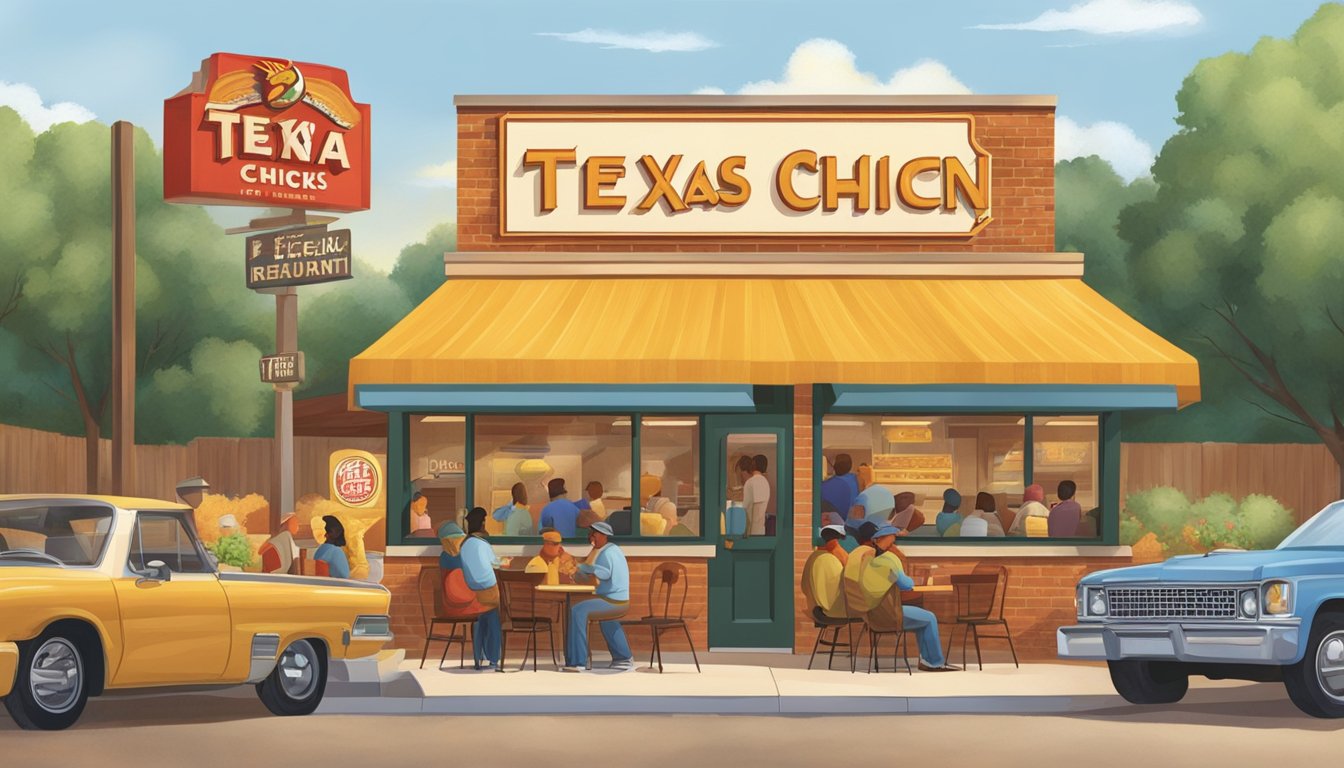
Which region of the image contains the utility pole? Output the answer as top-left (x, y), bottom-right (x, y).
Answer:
top-left (110, 121), bottom-right (136, 496)
top-left (272, 286), bottom-right (299, 534)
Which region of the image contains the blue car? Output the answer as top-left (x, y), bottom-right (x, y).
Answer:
top-left (1059, 500), bottom-right (1344, 718)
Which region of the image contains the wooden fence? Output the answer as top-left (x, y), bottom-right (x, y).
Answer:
top-left (1, 424), bottom-right (1338, 527)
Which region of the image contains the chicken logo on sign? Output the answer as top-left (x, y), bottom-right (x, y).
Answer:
top-left (332, 454), bottom-right (381, 508)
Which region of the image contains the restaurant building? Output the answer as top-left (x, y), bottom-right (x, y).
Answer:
top-left (348, 95), bottom-right (1200, 659)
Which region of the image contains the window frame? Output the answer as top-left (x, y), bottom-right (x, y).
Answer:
top-left (393, 411), bottom-right (708, 547)
top-left (127, 510), bottom-right (216, 576)
top-left (813, 399), bottom-right (1119, 546)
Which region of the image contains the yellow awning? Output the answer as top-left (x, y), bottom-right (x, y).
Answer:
top-left (349, 278), bottom-right (1199, 407)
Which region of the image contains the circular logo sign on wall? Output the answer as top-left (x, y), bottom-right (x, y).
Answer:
top-left (333, 455), bottom-right (381, 507)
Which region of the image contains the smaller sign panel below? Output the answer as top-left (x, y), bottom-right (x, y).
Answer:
top-left (259, 351), bottom-right (305, 384)
top-left (246, 225), bottom-right (353, 289)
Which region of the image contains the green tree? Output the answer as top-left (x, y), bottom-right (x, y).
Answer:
top-left (1054, 156), bottom-right (1156, 311)
top-left (1117, 4), bottom-right (1344, 488)
top-left (388, 222), bottom-right (455, 306)
top-left (296, 265), bottom-right (413, 397)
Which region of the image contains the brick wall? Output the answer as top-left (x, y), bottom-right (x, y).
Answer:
top-left (457, 106), bottom-right (1055, 253)
top-left (384, 555), bottom-right (708, 662)
top-left (792, 385), bottom-right (820, 654)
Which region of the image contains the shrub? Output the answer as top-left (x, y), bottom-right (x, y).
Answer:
top-left (1121, 488), bottom-right (1298, 556)
top-left (1123, 487), bottom-right (1191, 551)
top-left (1187, 492), bottom-right (1238, 550)
top-left (1231, 494), bottom-right (1296, 551)
top-left (208, 531), bottom-right (256, 569)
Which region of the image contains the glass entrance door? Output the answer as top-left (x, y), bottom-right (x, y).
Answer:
top-left (705, 415), bottom-right (792, 650)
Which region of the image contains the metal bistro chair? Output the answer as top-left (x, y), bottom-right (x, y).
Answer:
top-left (498, 569), bottom-right (559, 671)
top-left (946, 564), bottom-right (1020, 670)
top-left (621, 561), bottom-right (701, 673)
top-left (862, 585), bottom-right (918, 675)
top-left (802, 549), bottom-right (862, 671)
top-left (840, 548), bottom-right (876, 673)
top-left (416, 566), bottom-right (484, 670)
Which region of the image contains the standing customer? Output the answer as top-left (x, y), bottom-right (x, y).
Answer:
top-left (461, 507), bottom-right (503, 671)
top-left (493, 482), bottom-right (534, 537)
top-left (741, 455), bottom-right (771, 537)
top-left (313, 515), bottom-right (351, 579)
top-left (821, 454), bottom-right (860, 534)
top-left (540, 478), bottom-right (582, 538)
top-left (563, 521), bottom-right (634, 672)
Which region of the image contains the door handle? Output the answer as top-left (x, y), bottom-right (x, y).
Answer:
top-left (134, 578), bottom-right (163, 588)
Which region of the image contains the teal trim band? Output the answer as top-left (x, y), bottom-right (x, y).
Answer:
top-left (356, 384), bottom-right (756, 413)
top-left (386, 412), bottom-right (410, 548)
top-left (829, 384), bottom-right (1178, 412)
top-left (1101, 412), bottom-right (1122, 546)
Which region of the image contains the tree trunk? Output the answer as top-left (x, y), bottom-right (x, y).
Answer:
top-left (84, 416), bottom-right (100, 494)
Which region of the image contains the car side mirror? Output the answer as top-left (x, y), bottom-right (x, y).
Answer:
top-left (146, 559), bottom-right (172, 582)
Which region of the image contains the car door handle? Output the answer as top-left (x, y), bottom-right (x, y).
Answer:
top-left (134, 578), bottom-right (163, 589)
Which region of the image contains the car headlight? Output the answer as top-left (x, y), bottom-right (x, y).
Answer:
top-left (1239, 589), bottom-right (1259, 619)
top-left (1087, 587), bottom-right (1108, 617)
top-left (1262, 581), bottom-right (1292, 616)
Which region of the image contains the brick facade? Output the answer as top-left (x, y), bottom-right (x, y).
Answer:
top-left (456, 104), bottom-right (1055, 254)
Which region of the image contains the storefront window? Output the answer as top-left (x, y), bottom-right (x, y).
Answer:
top-left (723, 432), bottom-right (777, 537)
top-left (819, 413), bottom-right (1099, 540)
top-left (474, 415), bottom-right (632, 539)
top-left (638, 418), bottom-right (701, 537)
top-left (409, 416), bottom-right (467, 537)
top-left (1032, 415), bottom-right (1100, 537)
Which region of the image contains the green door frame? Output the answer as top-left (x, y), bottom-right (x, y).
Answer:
top-left (705, 413), bottom-right (794, 650)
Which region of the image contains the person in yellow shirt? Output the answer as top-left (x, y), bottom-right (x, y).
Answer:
top-left (525, 528), bottom-right (579, 584)
top-left (805, 524), bottom-right (850, 620)
top-left (861, 525), bottom-right (959, 672)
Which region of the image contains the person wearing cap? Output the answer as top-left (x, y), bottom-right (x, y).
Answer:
top-left (525, 528), bottom-right (579, 585)
top-left (313, 515), bottom-right (351, 579)
top-left (862, 524), bottom-right (958, 672)
top-left (1008, 484), bottom-right (1051, 537)
top-left (841, 520), bottom-right (880, 594)
top-left (936, 489), bottom-right (964, 537)
top-left (493, 482), bottom-right (534, 537)
top-left (563, 520), bottom-right (633, 672)
top-left (461, 507), bottom-right (503, 670)
top-left (259, 512), bottom-right (300, 574)
top-left (804, 524), bottom-right (850, 620)
top-left (540, 478), bottom-right (581, 538)
top-left (175, 476), bottom-right (210, 510)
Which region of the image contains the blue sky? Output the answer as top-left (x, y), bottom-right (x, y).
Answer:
top-left (0, 0), bottom-right (1327, 270)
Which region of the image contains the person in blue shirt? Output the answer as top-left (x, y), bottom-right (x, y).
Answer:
top-left (540, 478), bottom-right (581, 538)
top-left (562, 521), bottom-right (633, 672)
top-left (313, 515), bottom-right (351, 578)
top-left (492, 482), bottom-right (533, 536)
top-left (855, 482), bottom-right (897, 527)
top-left (820, 454), bottom-right (860, 534)
top-left (460, 507), bottom-right (503, 670)
top-left (935, 489), bottom-right (963, 536)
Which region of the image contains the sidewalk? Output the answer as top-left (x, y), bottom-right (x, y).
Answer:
top-left (318, 651), bottom-right (1264, 716)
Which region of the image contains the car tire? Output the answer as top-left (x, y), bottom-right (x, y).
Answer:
top-left (3, 630), bottom-right (90, 730)
top-left (1284, 612), bottom-right (1344, 718)
top-left (256, 638), bottom-right (327, 716)
top-left (1108, 659), bottom-right (1189, 705)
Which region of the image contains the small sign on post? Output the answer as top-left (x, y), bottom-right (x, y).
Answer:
top-left (246, 225), bottom-right (353, 289)
top-left (260, 351), bottom-right (305, 385)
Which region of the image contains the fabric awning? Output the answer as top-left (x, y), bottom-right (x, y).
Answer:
top-left (348, 277), bottom-right (1199, 408)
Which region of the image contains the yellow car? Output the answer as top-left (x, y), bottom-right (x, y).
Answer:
top-left (0, 495), bottom-right (393, 730)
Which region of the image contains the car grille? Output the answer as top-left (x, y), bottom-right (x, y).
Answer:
top-left (1106, 586), bottom-right (1240, 620)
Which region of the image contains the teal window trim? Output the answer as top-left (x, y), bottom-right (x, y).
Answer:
top-left (356, 384), bottom-right (755, 413)
top-left (386, 412), bottom-right (410, 548)
top-left (1023, 416), bottom-right (1034, 486)
top-left (828, 384), bottom-right (1177, 413)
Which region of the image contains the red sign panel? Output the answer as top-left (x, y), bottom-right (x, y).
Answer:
top-left (333, 456), bottom-right (379, 507)
top-left (164, 53), bottom-right (370, 212)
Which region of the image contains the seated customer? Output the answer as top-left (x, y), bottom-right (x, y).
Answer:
top-left (640, 474), bottom-right (675, 536)
top-left (803, 524), bottom-right (850, 620)
top-left (438, 521), bottom-right (489, 618)
top-left (962, 492), bottom-right (1006, 537)
top-left (1048, 480), bottom-right (1083, 537)
top-left (563, 522), bottom-right (634, 673)
top-left (889, 492), bottom-right (926, 535)
top-left (313, 515), bottom-right (351, 579)
top-left (1008, 484), bottom-right (1051, 537)
top-left (666, 505), bottom-right (695, 537)
top-left (861, 525), bottom-right (959, 672)
top-left (855, 481), bottom-right (896, 527)
top-left (936, 489), bottom-right (963, 536)
top-left (576, 481), bottom-right (607, 531)
top-left (525, 528), bottom-right (579, 584)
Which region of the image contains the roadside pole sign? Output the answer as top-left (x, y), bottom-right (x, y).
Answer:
top-left (259, 351), bottom-right (305, 386)
top-left (245, 225), bottom-right (353, 289)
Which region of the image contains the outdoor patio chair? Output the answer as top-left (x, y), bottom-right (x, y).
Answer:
top-left (946, 564), bottom-right (1019, 670)
top-left (860, 586), bottom-right (917, 675)
top-left (621, 561), bottom-right (701, 673)
top-left (497, 569), bottom-right (558, 671)
top-left (801, 549), bottom-right (862, 671)
top-left (840, 547), bottom-right (876, 673)
top-left (416, 565), bottom-right (484, 670)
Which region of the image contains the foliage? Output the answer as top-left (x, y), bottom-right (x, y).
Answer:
top-left (1054, 156), bottom-right (1156, 313)
top-left (295, 267), bottom-right (413, 397)
top-left (388, 223), bottom-right (456, 307)
top-left (207, 531), bottom-right (255, 569)
top-left (1122, 487), bottom-right (1297, 556)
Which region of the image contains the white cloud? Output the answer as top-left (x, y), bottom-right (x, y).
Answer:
top-left (974, 0), bottom-right (1202, 35)
top-left (0, 81), bottom-right (95, 132)
top-left (717, 39), bottom-right (970, 95)
top-left (416, 158), bottom-right (457, 188)
top-left (1056, 116), bottom-right (1155, 180)
top-left (536, 29), bottom-right (717, 53)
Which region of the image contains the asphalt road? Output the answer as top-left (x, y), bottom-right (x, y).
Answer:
top-left (3, 685), bottom-right (1341, 768)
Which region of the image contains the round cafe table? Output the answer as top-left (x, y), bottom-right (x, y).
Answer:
top-left (535, 583), bottom-right (597, 646)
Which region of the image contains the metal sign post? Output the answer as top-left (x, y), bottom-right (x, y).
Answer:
top-left (110, 121), bottom-right (136, 495)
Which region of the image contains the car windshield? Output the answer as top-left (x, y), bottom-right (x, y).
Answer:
top-left (1277, 501), bottom-right (1344, 549)
top-left (0, 503), bottom-right (115, 565)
